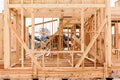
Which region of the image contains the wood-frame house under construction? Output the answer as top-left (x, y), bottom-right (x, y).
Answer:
top-left (1, 0), bottom-right (120, 79)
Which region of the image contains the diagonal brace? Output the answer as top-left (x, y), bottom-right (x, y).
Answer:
top-left (28, 19), bottom-right (57, 27)
top-left (72, 35), bottom-right (103, 64)
top-left (75, 19), bottom-right (106, 67)
top-left (8, 19), bottom-right (41, 68)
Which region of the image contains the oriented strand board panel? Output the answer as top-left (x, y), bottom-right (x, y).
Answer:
top-left (0, 13), bottom-right (4, 60)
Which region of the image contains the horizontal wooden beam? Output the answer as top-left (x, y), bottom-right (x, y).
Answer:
top-left (111, 7), bottom-right (120, 15)
top-left (9, 4), bottom-right (106, 8)
top-left (35, 32), bottom-right (50, 34)
top-left (0, 68), bottom-right (104, 78)
top-left (33, 51), bottom-right (83, 54)
top-left (28, 19), bottom-right (57, 27)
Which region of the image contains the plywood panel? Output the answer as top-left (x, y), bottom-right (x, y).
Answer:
top-left (96, 0), bottom-right (105, 4)
top-left (44, 0), bottom-right (56, 4)
top-left (33, 0), bottom-right (42, 4)
top-left (10, 0), bottom-right (21, 4)
top-left (24, 0), bottom-right (31, 4)
top-left (58, 0), bottom-right (71, 4)
top-left (72, 0), bottom-right (82, 4)
top-left (84, 0), bottom-right (95, 4)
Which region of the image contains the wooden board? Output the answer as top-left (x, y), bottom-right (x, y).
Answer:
top-left (9, 0), bottom-right (105, 4)
top-left (0, 14), bottom-right (4, 60)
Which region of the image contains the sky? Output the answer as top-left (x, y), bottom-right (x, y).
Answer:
top-left (0, 0), bottom-right (4, 13)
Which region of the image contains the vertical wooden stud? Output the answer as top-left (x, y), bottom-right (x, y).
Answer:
top-left (4, 0), bottom-right (11, 69)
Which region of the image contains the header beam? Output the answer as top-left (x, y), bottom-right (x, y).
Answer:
top-left (9, 4), bottom-right (106, 8)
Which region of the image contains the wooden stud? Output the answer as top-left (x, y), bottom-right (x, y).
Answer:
top-left (80, 7), bottom-right (84, 62)
top-left (31, 9), bottom-right (35, 51)
top-left (94, 10), bottom-right (97, 68)
top-left (105, 0), bottom-right (112, 67)
top-left (0, 13), bottom-right (4, 60)
top-left (21, 8), bottom-right (24, 67)
top-left (4, 0), bottom-right (11, 69)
